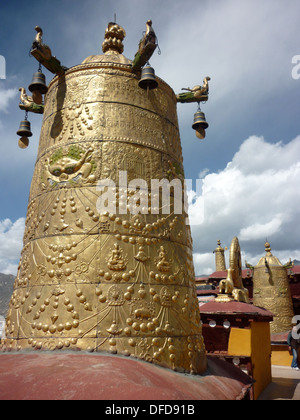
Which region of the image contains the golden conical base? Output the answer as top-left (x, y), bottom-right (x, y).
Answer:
top-left (3, 56), bottom-right (207, 374)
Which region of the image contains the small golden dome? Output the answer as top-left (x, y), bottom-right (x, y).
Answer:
top-left (256, 241), bottom-right (283, 267)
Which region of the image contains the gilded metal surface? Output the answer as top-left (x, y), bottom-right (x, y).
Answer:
top-left (213, 240), bottom-right (226, 271)
top-left (3, 23), bottom-right (207, 374)
top-left (216, 237), bottom-right (249, 303)
top-left (251, 242), bottom-right (294, 333)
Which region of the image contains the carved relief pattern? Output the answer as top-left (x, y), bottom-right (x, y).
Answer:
top-left (39, 68), bottom-right (182, 162)
top-left (3, 62), bottom-right (206, 374)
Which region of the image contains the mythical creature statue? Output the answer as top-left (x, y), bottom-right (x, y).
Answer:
top-left (19, 87), bottom-right (44, 114)
top-left (219, 268), bottom-right (234, 295)
top-left (31, 26), bottom-right (67, 75)
top-left (216, 237), bottom-right (249, 303)
top-left (46, 147), bottom-right (94, 184)
top-left (132, 20), bottom-right (157, 72)
top-left (176, 77), bottom-right (211, 103)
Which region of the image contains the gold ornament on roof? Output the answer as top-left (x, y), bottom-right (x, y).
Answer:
top-left (102, 22), bottom-right (126, 54)
top-left (250, 241), bottom-right (294, 333)
top-left (213, 240), bottom-right (227, 272)
top-left (216, 237), bottom-right (249, 303)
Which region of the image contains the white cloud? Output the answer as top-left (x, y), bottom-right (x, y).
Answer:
top-left (0, 218), bottom-right (25, 275)
top-left (157, 0), bottom-right (300, 100)
top-left (190, 135), bottom-right (300, 274)
top-left (193, 252), bottom-right (215, 276)
top-left (0, 85), bottom-right (17, 134)
top-left (239, 216), bottom-right (283, 241)
top-left (0, 87), bottom-right (17, 113)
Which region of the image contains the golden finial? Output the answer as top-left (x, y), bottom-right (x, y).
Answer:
top-left (102, 22), bottom-right (126, 54)
top-left (264, 240), bottom-right (272, 254)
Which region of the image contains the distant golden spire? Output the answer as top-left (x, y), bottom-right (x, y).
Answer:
top-left (213, 240), bottom-right (226, 271)
top-left (215, 237), bottom-right (249, 303)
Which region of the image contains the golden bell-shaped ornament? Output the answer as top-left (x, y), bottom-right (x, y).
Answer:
top-left (138, 65), bottom-right (158, 90)
top-left (28, 71), bottom-right (48, 104)
top-left (17, 119), bottom-right (33, 138)
top-left (192, 110), bottom-right (209, 130)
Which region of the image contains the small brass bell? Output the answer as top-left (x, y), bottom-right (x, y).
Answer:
top-left (28, 71), bottom-right (48, 104)
top-left (138, 65), bottom-right (158, 90)
top-left (17, 119), bottom-right (32, 148)
top-left (192, 110), bottom-right (209, 130)
top-left (17, 120), bottom-right (33, 138)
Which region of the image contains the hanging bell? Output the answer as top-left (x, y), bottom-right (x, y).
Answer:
top-left (17, 120), bottom-right (32, 150)
top-left (17, 119), bottom-right (33, 138)
top-left (28, 71), bottom-right (48, 104)
top-left (138, 65), bottom-right (158, 90)
top-left (192, 110), bottom-right (209, 130)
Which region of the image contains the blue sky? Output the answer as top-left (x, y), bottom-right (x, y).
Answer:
top-left (0, 0), bottom-right (300, 275)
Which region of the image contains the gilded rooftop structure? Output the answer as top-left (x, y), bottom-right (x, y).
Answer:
top-left (213, 240), bottom-right (226, 272)
top-left (249, 242), bottom-right (294, 334)
top-left (3, 21), bottom-right (211, 374)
